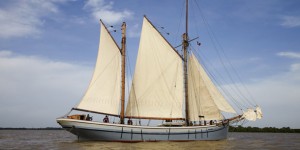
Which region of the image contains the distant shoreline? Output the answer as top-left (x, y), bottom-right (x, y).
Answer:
top-left (229, 126), bottom-right (300, 133)
top-left (0, 127), bottom-right (63, 130)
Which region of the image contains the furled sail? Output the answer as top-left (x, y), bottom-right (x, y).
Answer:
top-left (187, 53), bottom-right (236, 121)
top-left (242, 108), bottom-right (257, 121)
top-left (75, 22), bottom-right (121, 116)
top-left (126, 17), bottom-right (184, 119)
top-left (256, 106), bottom-right (263, 119)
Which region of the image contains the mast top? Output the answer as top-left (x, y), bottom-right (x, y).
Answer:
top-left (185, 0), bottom-right (189, 37)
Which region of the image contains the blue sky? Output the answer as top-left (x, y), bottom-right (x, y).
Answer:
top-left (0, 0), bottom-right (300, 128)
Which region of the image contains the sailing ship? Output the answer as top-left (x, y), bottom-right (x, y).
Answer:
top-left (57, 0), bottom-right (262, 141)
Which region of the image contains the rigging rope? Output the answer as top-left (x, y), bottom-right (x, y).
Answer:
top-left (190, 45), bottom-right (245, 110)
top-left (174, 0), bottom-right (186, 49)
top-left (188, 3), bottom-right (247, 110)
top-left (126, 47), bottom-right (141, 122)
top-left (191, 0), bottom-right (257, 108)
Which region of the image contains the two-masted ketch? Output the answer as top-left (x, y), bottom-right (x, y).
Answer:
top-left (57, 0), bottom-right (262, 141)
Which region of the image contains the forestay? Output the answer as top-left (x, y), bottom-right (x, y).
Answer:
top-left (75, 22), bottom-right (121, 116)
top-left (126, 17), bottom-right (184, 119)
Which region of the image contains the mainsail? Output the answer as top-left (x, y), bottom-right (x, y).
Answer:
top-left (75, 22), bottom-right (122, 116)
top-left (126, 17), bottom-right (184, 119)
top-left (188, 53), bottom-right (236, 121)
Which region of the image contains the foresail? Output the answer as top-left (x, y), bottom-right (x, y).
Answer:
top-left (126, 17), bottom-right (184, 119)
top-left (188, 53), bottom-right (222, 121)
top-left (188, 53), bottom-right (237, 121)
top-left (191, 54), bottom-right (236, 114)
top-left (75, 22), bottom-right (121, 116)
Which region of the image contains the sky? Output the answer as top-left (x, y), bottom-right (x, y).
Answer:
top-left (0, 0), bottom-right (300, 128)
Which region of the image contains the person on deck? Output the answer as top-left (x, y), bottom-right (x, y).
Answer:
top-left (103, 115), bottom-right (109, 123)
top-left (127, 119), bottom-right (133, 125)
top-left (86, 114), bottom-right (92, 121)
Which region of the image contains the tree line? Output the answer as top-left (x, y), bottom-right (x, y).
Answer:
top-left (229, 125), bottom-right (300, 133)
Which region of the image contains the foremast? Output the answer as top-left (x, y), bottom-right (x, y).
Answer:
top-left (183, 0), bottom-right (190, 126)
top-left (120, 22), bottom-right (126, 124)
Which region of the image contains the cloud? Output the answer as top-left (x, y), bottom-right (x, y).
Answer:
top-left (225, 62), bottom-right (300, 128)
top-left (280, 16), bottom-right (300, 28)
top-left (0, 1), bottom-right (64, 39)
top-left (277, 51), bottom-right (300, 59)
top-left (70, 16), bottom-right (88, 25)
top-left (84, 0), bottom-right (133, 25)
top-left (0, 50), bottom-right (12, 57)
top-left (290, 63), bottom-right (300, 72)
top-left (0, 50), bottom-right (92, 127)
top-left (128, 23), bottom-right (141, 38)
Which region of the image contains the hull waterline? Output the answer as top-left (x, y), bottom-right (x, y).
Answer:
top-left (57, 118), bottom-right (229, 141)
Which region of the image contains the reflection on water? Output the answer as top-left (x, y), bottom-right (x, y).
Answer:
top-left (0, 130), bottom-right (299, 150)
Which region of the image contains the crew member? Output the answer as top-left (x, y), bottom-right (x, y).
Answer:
top-left (127, 119), bottom-right (133, 125)
top-left (103, 115), bottom-right (109, 123)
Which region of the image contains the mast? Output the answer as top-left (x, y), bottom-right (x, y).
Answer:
top-left (120, 22), bottom-right (126, 124)
top-left (183, 0), bottom-right (189, 126)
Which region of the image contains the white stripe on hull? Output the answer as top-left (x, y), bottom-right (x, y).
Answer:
top-left (57, 118), bottom-right (228, 141)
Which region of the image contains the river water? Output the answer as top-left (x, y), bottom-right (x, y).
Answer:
top-left (0, 130), bottom-right (299, 150)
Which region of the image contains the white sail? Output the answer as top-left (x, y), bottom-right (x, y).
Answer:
top-left (188, 53), bottom-right (222, 121)
top-left (242, 108), bottom-right (257, 121)
top-left (75, 22), bottom-right (121, 115)
top-left (126, 17), bottom-right (184, 119)
top-left (190, 53), bottom-right (236, 113)
top-left (256, 106), bottom-right (263, 119)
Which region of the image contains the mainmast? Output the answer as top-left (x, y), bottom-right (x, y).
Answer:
top-left (183, 0), bottom-right (189, 126)
top-left (120, 22), bottom-right (126, 124)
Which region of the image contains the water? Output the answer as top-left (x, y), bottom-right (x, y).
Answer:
top-left (0, 130), bottom-right (299, 150)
